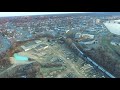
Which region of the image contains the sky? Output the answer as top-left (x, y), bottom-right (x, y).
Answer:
top-left (0, 12), bottom-right (91, 17)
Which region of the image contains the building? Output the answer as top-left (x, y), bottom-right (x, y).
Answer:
top-left (21, 41), bottom-right (38, 51)
top-left (21, 40), bottom-right (48, 52)
top-left (79, 39), bottom-right (98, 45)
top-left (96, 19), bottom-right (101, 24)
top-left (35, 44), bottom-right (48, 51)
top-left (111, 41), bottom-right (120, 46)
top-left (75, 33), bottom-right (82, 39)
top-left (65, 30), bottom-right (70, 33)
top-left (82, 34), bottom-right (94, 39)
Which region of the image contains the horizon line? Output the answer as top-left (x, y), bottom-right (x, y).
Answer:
top-left (0, 12), bottom-right (92, 17)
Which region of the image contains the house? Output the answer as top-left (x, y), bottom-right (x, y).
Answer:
top-left (82, 34), bottom-right (94, 39)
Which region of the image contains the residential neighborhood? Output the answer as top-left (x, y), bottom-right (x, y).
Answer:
top-left (0, 12), bottom-right (120, 78)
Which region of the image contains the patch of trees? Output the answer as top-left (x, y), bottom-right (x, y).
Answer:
top-left (0, 50), bottom-right (11, 67)
top-left (75, 42), bottom-right (84, 52)
top-left (0, 61), bottom-right (41, 78)
top-left (66, 30), bottom-right (76, 39)
top-left (65, 38), bottom-right (73, 46)
top-left (40, 63), bottom-right (62, 68)
top-left (0, 58), bottom-right (10, 68)
top-left (64, 38), bottom-right (81, 55)
top-left (85, 47), bottom-right (120, 77)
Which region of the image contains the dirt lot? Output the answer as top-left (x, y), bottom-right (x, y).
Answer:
top-left (16, 37), bottom-right (106, 78)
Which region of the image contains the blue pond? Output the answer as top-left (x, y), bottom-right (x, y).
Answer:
top-left (14, 53), bottom-right (28, 61)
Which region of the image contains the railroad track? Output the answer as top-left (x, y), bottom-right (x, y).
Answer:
top-left (71, 42), bottom-right (115, 78)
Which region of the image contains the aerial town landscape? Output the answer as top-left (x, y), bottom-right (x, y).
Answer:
top-left (0, 12), bottom-right (120, 78)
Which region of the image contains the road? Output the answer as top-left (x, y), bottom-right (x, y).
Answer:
top-left (49, 43), bottom-right (87, 78)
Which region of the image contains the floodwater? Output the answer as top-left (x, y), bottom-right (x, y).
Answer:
top-left (104, 22), bottom-right (120, 35)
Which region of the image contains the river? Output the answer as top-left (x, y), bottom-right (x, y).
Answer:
top-left (104, 22), bottom-right (120, 35)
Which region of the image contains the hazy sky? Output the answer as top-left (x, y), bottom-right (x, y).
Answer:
top-left (0, 12), bottom-right (91, 17)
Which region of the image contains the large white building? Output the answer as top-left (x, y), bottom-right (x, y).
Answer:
top-left (82, 34), bottom-right (94, 39)
top-left (75, 33), bottom-right (94, 39)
